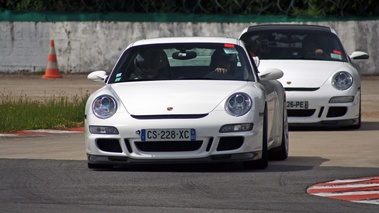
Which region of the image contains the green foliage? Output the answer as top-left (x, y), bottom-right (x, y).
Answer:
top-left (0, 92), bottom-right (89, 133)
top-left (0, 0), bottom-right (378, 16)
top-left (293, 0), bottom-right (379, 16)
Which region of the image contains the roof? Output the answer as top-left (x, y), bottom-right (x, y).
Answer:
top-left (245, 24), bottom-right (333, 33)
top-left (129, 37), bottom-right (243, 47)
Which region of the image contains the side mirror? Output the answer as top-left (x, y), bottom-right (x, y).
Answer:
top-left (252, 56), bottom-right (260, 67)
top-left (88, 71), bottom-right (108, 82)
top-left (350, 51), bottom-right (369, 60)
top-left (259, 67), bottom-right (283, 80)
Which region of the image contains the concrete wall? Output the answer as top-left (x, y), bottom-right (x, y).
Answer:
top-left (0, 20), bottom-right (377, 75)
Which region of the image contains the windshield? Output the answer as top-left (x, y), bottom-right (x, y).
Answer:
top-left (240, 30), bottom-right (348, 62)
top-left (108, 43), bottom-right (256, 83)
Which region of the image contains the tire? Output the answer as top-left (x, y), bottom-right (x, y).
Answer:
top-left (349, 113), bottom-right (361, 129)
top-left (243, 106), bottom-right (268, 170)
top-left (269, 106), bottom-right (289, 160)
top-left (88, 163), bottom-right (113, 169)
top-left (351, 97), bottom-right (361, 129)
top-left (344, 94), bottom-right (361, 130)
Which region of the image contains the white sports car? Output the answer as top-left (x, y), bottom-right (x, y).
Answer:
top-left (239, 24), bottom-right (369, 129)
top-left (85, 37), bottom-right (288, 170)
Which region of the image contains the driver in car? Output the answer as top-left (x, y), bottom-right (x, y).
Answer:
top-left (302, 36), bottom-right (326, 57)
top-left (130, 48), bottom-right (170, 79)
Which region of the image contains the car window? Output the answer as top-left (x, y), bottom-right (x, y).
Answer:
top-left (241, 30), bottom-right (348, 62)
top-left (108, 43), bottom-right (256, 83)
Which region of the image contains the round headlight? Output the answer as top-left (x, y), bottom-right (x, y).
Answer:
top-left (225, 93), bottom-right (252, 116)
top-left (332, 71), bottom-right (353, 90)
top-left (92, 95), bottom-right (117, 119)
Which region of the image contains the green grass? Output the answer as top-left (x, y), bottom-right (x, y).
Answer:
top-left (0, 92), bottom-right (89, 133)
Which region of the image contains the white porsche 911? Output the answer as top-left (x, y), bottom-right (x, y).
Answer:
top-left (239, 24), bottom-right (369, 129)
top-left (85, 37), bottom-right (288, 170)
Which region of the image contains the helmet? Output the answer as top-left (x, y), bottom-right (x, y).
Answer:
top-left (134, 48), bottom-right (167, 79)
top-left (211, 49), bottom-right (238, 63)
top-left (302, 35), bottom-right (321, 55)
top-left (210, 49), bottom-right (238, 73)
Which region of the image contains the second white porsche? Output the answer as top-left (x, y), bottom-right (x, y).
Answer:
top-left (240, 24), bottom-right (369, 129)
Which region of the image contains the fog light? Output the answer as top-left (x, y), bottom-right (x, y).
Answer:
top-left (329, 96), bottom-right (354, 103)
top-left (89, 126), bottom-right (119, 134)
top-left (220, 123), bottom-right (253, 133)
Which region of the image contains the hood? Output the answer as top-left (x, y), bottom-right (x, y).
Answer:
top-left (109, 81), bottom-right (249, 115)
top-left (259, 60), bottom-right (344, 88)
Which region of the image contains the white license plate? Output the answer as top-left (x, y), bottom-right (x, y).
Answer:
top-left (141, 129), bottom-right (196, 141)
top-left (287, 101), bottom-right (309, 109)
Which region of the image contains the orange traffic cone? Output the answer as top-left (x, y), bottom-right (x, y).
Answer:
top-left (42, 40), bottom-right (62, 79)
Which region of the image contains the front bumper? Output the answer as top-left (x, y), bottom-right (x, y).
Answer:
top-left (85, 109), bottom-right (265, 165)
top-left (286, 86), bottom-right (360, 127)
top-left (88, 151), bottom-right (262, 166)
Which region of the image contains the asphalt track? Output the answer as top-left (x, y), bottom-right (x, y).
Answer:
top-left (0, 74), bottom-right (379, 212)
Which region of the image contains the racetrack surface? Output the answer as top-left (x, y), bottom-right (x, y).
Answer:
top-left (1, 74), bottom-right (379, 212)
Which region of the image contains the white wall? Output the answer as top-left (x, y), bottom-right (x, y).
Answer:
top-left (0, 20), bottom-right (377, 74)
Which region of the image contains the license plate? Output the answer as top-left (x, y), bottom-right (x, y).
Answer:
top-left (141, 129), bottom-right (196, 141)
top-left (287, 101), bottom-right (309, 109)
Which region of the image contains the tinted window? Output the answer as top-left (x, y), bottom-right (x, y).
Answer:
top-left (241, 30), bottom-right (348, 62)
top-left (108, 43), bottom-right (256, 83)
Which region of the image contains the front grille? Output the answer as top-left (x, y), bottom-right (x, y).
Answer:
top-left (217, 137), bottom-right (243, 151)
top-left (285, 87), bottom-right (319, 92)
top-left (318, 107), bottom-right (324, 118)
top-left (206, 137), bottom-right (214, 152)
top-left (327, 107), bottom-right (347, 117)
top-left (135, 141), bottom-right (203, 152)
top-left (96, 139), bottom-right (122, 153)
top-left (288, 109), bottom-right (316, 117)
top-left (131, 114), bottom-right (208, 119)
top-left (124, 139), bottom-right (133, 153)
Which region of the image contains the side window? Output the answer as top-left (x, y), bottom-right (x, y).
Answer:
top-left (108, 50), bottom-right (134, 83)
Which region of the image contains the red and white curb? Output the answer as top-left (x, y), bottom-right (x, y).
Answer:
top-left (0, 128), bottom-right (84, 137)
top-left (307, 176), bottom-right (379, 205)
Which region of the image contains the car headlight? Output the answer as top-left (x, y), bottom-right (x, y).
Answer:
top-left (332, 71), bottom-right (353, 90)
top-left (225, 93), bottom-right (252, 116)
top-left (92, 95), bottom-right (117, 119)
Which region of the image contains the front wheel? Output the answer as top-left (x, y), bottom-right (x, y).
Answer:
top-left (343, 95), bottom-right (361, 130)
top-left (243, 107), bottom-right (268, 170)
top-left (269, 106), bottom-right (289, 160)
top-left (88, 163), bottom-right (113, 169)
top-left (350, 98), bottom-right (361, 129)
